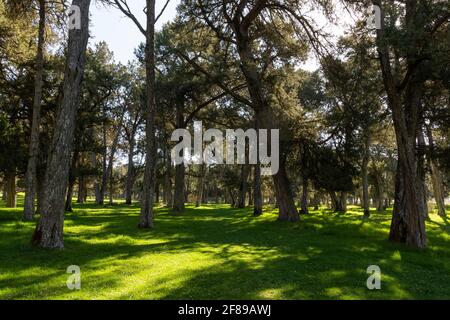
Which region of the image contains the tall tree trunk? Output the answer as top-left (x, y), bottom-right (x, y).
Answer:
top-left (248, 186), bottom-right (253, 206)
top-left (330, 191), bottom-right (339, 212)
top-left (138, 0), bottom-right (157, 228)
top-left (31, 0), bottom-right (91, 249)
top-left (173, 164), bottom-right (185, 212)
top-left (237, 165), bottom-right (249, 208)
top-left (362, 132), bottom-right (371, 217)
top-left (253, 118), bottom-right (263, 216)
top-left (300, 178), bottom-right (309, 214)
top-left (6, 171), bottom-right (16, 208)
top-left (125, 135), bottom-right (135, 205)
top-left (23, 0), bottom-right (46, 221)
top-left (426, 127), bottom-right (446, 217)
top-left (228, 187), bottom-right (236, 207)
top-left (372, 171), bottom-right (384, 212)
top-left (202, 182), bottom-right (208, 204)
top-left (90, 151), bottom-right (101, 205)
top-left (78, 176), bottom-right (86, 204)
top-left (65, 180), bottom-right (75, 212)
top-left (312, 192), bottom-right (320, 211)
top-left (97, 122), bottom-right (107, 205)
top-left (65, 151), bottom-right (78, 212)
top-left (108, 169), bottom-right (114, 205)
top-left (235, 24), bottom-right (298, 222)
top-left (164, 157), bottom-right (173, 207)
top-left (195, 164), bottom-right (205, 207)
top-left (430, 160), bottom-right (446, 217)
top-left (107, 119), bottom-right (122, 205)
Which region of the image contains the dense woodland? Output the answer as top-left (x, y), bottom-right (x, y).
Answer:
top-left (0, 0), bottom-right (449, 251)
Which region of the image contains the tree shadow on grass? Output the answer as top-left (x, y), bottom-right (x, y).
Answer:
top-left (1, 202), bottom-right (450, 299)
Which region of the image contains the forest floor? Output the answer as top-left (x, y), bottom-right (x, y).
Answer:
top-left (1, 195), bottom-right (450, 300)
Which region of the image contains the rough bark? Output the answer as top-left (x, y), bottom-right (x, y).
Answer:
top-left (173, 163), bottom-right (185, 212)
top-left (6, 171), bottom-right (16, 208)
top-left (23, 0), bottom-right (46, 221)
top-left (138, 0), bottom-right (157, 228)
top-left (273, 155), bottom-right (299, 221)
top-left (31, 0), bottom-right (91, 249)
top-left (78, 176), bottom-right (86, 204)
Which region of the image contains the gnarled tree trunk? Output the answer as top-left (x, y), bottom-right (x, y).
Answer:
top-left (375, 1), bottom-right (427, 248)
top-left (272, 154), bottom-right (299, 221)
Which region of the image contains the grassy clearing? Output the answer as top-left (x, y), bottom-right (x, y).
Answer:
top-left (0, 196), bottom-right (449, 300)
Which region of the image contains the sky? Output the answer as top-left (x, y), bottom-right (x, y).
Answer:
top-left (89, 1), bottom-right (353, 70)
top-left (90, 0), bottom-right (180, 64)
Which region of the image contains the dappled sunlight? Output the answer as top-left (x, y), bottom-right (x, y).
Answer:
top-left (1, 201), bottom-right (450, 299)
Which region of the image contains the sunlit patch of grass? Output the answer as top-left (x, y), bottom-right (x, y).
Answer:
top-left (0, 196), bottom-right (449, 299)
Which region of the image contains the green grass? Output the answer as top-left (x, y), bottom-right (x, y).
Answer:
top-left (1, 195), bottom-right (450, 300)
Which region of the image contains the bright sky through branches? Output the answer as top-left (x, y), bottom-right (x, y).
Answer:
top-left (90, 0), bottom-right (352, 70)
top-left (91, 0), bottom-right (180, 64)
